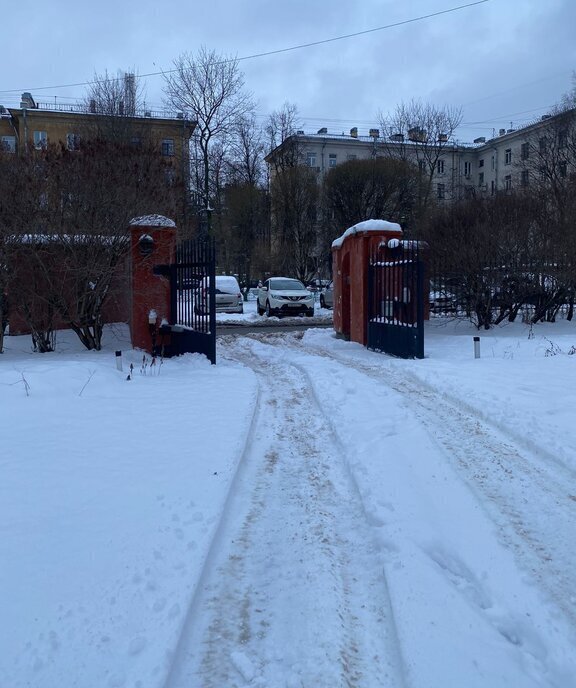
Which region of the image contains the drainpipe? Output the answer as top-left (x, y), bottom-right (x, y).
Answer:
top-left (22, 107), bottom-right (28, 154)
top-left (493, 147), bottom-right (498, 193)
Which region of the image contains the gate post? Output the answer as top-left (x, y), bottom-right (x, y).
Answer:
top-left (129, 215), bottom-right (176, 353)
top-left (332, 220), bottom-right (403, 345)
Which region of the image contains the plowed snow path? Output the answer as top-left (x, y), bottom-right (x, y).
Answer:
top-left (163, 347), bottom-right (405, 688)
top-left (282, 332), bottom-right (576, 628)
top-left (164, 333), bottom-right (576, 688)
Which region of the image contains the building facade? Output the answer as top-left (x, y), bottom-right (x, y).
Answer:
top-left (0, 91), bottom-right (195, 172)
top-left (266, 109), bottom-right (575, 202)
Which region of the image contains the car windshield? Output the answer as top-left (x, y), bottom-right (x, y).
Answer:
top-left (270, 279), bottom-right (305, 291)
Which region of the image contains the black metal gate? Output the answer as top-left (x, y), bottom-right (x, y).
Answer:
top-left (155, 237), bottom-right (216, 363)
top-left (367, 240), bottom-right (424, 359)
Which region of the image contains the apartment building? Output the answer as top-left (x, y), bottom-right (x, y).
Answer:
top-left (0, 91), bottom-right (195, 171)
top-left (266, 108), bottom-right (575, 201)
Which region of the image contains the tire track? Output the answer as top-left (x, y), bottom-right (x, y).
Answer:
top-left (264, 332), bottom-right (576, 627)
top-left (163, 338), bottom-right (407, 688)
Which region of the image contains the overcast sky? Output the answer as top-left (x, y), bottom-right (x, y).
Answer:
top-left (3, 0), bottom-right (575, 143)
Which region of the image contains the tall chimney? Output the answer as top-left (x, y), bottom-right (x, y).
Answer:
top-left (124, 73), bottom-right (136, 116)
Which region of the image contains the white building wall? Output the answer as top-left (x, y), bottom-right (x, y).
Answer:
top-left (267, 110), bottom-right (574, 202)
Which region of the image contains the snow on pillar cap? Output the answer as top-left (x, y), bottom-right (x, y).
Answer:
top-left (331, 219), bottom-right (402, 249)
top-left (129, 214), bottom-right (176, 228)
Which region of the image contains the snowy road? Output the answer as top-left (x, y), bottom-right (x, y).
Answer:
top-left (3, 324), bottom-right (576, 688)
top-left (163, 332), bottom-right (576, 688)
top-left (164, 341), bottom-right (405, 688)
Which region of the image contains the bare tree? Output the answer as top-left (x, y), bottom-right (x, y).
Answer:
top-left (227, 113), bottom-right (266, 187)
top-left (0, 148), bottom-right (53, 349)
top-left (83, 69), bottom-right (147, 141)
top-left (521, 107), bottom-right (576, 233)
top-left (163, 46), bottom-right (254, 233)
top-left (217, 114), bottom-right (269, 288)
top-left (322, 157), bottom-right (419, 234)
top-left (0, 139), bottom-right (182, 350)
top-left (270, 165), bottom-right (319, 280)
top-left (560, 71), bottom-right (576, 110)
top-left (265, 102), bottom-right (303, 174)
top-left (379, 100), bottom-right (462, 216)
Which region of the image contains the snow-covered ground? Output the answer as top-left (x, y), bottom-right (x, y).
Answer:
top-left (1, 315), bottom-right (576, 688)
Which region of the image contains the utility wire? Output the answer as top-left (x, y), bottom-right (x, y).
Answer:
top-left (0, 0), bottom-right (489, 96)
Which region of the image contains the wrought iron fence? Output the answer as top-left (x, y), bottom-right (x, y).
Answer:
top-left (428, 253), bottom-right (576, 328)
top-left (169, 237), bottom-right (216, 363)
top-left (367, 240), bottom-right (425, 358)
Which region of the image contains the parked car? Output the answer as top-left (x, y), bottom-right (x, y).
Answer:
top-left (320, 281), bottom-right (333, 309)
top-left (307, 278), bottom-right (332, 293)
top-left (257, 277), bottom-right (314, 317)
top-left (195, 275), bottom-right (243, 315)
top-left (429, 290), bottom-right (457, 313)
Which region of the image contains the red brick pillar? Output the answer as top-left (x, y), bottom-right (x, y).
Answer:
top-left (130, 215), bottom-right (177, 353)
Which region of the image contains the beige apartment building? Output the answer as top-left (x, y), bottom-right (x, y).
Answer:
top-left (266, 109), bottom-right (575, 202)
top-left (0, 91), bottom-right (195, 174)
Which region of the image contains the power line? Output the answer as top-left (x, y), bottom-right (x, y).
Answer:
top-left (462, 71), bottom-right (572, 107)
top-left (0, 0), bottom-right (490, 96)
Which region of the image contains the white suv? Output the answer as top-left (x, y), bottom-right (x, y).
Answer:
top-left (257, 277), bottom-right (314, 317)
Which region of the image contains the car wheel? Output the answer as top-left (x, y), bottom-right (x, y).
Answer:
top-left (305, 308), bottom-right (314, 317)
top-left (257, 302), bottom-right (264, 316)
top-left (265, 300), bottom-right (273, 317)
top-left (320, 295), bottom-right (325, 308)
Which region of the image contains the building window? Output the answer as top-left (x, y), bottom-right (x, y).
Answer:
top-left (130, 136), bottom-right (142, 149)
top-left (491, 180), bottom-right (496, 195)
top-left (346, 154), bottom-right (357, 161)
top-left (418, 160), bottom-right (426, 172)
top-left (329, 153), bottom-right (337, 168)
top-left (161, 139), bottom-right (174, 156)
top-left (33, 131), bottom-right (47, 149)
top-left (1, 135), bottom-right (16, 153)
top-left (306, 152), bottom-right (317, 167)
top-left (437, 159), bottom-right (445, 174)
top-left (464, 161), bottom-right (471, 177)
top-left (437, 183), bottom-right (445, 199)
top-left (521, 170), bottom-right (529, 187)
top-left (479, 158), bottom-right (484, 168)
top-left (66, 133), bottom-right (81, 151)
top-left (539, 137), bottom-right (547, 153)
top-left (521, 142), bottom-right (529, 160)
top-left (505, 148), bottom-right (512, 165)
top-left (478, 172), bottom-right (484, 186)
top-left (559, 161), bottom-right (567, 178)
top-left (491, 155), bottom-right (495, 170)
top-left (505, 174), bottom-right (512, 191)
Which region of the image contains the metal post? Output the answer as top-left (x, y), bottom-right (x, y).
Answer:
top-left (115, 350), bottom-right (123, 371)
top-left (473, 336), bottom-right (480, 359)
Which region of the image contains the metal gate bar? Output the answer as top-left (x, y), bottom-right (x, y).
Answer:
top-left (168, 237), bottom-right (216, 363)
top-left (367, 241), bottom-right (424, 359)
